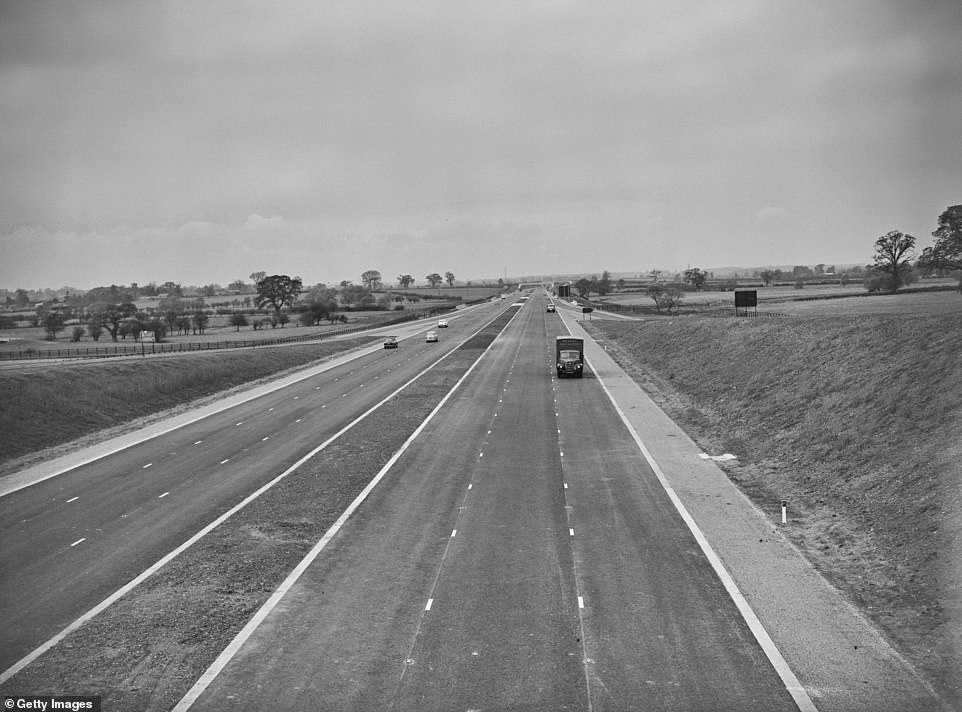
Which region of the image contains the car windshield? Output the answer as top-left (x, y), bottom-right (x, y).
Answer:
top-left (560, 350), bottom-right (580, 360)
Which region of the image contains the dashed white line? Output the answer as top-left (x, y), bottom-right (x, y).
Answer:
top-left (220, 459), bottom-right (230, 465)
top-left (451, 530), bottom-right (457, 537)
top-left (66, 496), bottom-right (79, 503)
top-left (159, 492), bottom-right (169, 498)
top-left (142, 463), bottom-right (152, 469)
top-left (425, 598), bottom-right (434, 611)
top-left (71, 538), bottom-right (86, 547)
top-left (569, 528), bottom-right (575, 536)
top-left (578, 596), bottom-right (585, 609)
top-left (262, 436), bottom-right (269, 441)
top-left (194, 440), bottom-right (203, 445)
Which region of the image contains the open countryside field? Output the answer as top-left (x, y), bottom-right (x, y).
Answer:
top-left (599, 278), bottom-right (962, 315)
top-left (584, 296), bottom-right (961, 707)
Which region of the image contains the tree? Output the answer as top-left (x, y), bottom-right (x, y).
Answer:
top-left (574, 278), bottom-right (593, 298)
top-left (250, 271), bottom-right (267, 285)
top-left (445, 271), bottom-right (456, 286)
top-left (361, 270), bottom-right (382, 289)
top-left (871, 230), bottom-right (916, 293)
top-left (255, 275), bottom-right (303, 317)
top-left (595, 270), bottom-right (612, 296)
top-left (41, 310), bottom-right (66, 340)
top-left (759, 270), bottom-right (775, 286)
top-left (426, 273), bottom-right (443, 288)
top-left (397, 274), bottom-right (415, 288)
top-left (648, 285), bottom-right (683, 314)
top-left (192, 311), bottom-right (210, 334)
top-left (230, 313), bottom-right (249, 331)
top-left (683, 268), bottom-right (707, 291)
top-left (89, 301), bottom-right (137, 341)
top-left (917, 205), bottom-right (962, 275)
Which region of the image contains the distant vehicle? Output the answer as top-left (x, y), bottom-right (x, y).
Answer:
top-left (383, 336), bottom-right (398, 349)
top-left (555, 335), bottom-right (584, 378)
top-left (437, 319), bottom-right (448, 328)
top-left (425, 330), bottom-right (438, 343)
top-left (546, 304), bottom-right (556, 312)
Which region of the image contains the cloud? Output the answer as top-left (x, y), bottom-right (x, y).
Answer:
top-left (755, 207), bottom-right (787, 223)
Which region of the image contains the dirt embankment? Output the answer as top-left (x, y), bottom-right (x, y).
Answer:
top-left (585, 313), bottom-right (962, 708)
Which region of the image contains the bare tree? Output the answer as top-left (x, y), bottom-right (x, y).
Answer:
top-left (872, 230), bottom-right (916, 293)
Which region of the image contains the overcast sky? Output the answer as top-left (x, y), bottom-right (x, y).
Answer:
top-left (2, 1), bottom-right (960, 290)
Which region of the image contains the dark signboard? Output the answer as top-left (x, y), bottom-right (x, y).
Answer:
top-left (734, 290), bottom-right (758, 308)
top-left (582, 307), bottom-right (594, 313)
top-left (558, 284), bottom-right (570, 298)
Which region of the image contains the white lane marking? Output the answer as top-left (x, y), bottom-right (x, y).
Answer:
top-left (451, 530), bottom-right (457, 537)
top-left (468, 484), bottom-right (473, 490)
top-left (591, 358), bottom-right (819, 712)
top-left (268, 408), bottom-right (274, 412)
top-left (564, 483), bottom-right (568, 489)
top-left (194, 441), bottom-right (203, 445)
top-left (172, 308), bottom-right (523, 712)
top-left (235, 422), bottom-right (243, 426)
top-left (70, 538), bottom-right (85, 547)
top-left (261, 437), bottom-right (269, 442)
top-left (142, 463), bottom-right (152, 469)
top-left (158, 492), bottom-right (170, 498)
top-left (569, 528), bottom-right (575, 536)
top-left (219, 459), bottom-right (230, 465)
top-left (578, 596), bottom-right (585, 609)
top-left (66, 496), bottom-right (79, 503)
top-left (425, 599), bottom-right (434, 611)
top-left (295, 419), bottom-right (302, 423)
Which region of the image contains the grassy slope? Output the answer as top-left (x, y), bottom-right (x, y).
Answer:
top-left (0, 338), bottom-right (378, 472)
top-left (586, 313), bottom-right (961, 704)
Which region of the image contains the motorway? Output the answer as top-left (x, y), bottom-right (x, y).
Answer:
top-left (174, 291), bottom-right (798, 711)
top-left (0, 299), bottom-right (511, 675)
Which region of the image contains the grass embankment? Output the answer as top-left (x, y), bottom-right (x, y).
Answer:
top-left (586, 314), bottom-right (961, 705)
top-left (0, 337), bottom-right (379, 472)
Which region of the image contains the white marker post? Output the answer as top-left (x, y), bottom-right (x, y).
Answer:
top-left (781, 499), bottom-right (787, 524)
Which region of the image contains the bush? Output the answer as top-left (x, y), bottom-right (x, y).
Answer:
top-left (70, 326), bottom-right (85, 342)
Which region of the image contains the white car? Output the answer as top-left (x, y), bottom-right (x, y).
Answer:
top-left (425, 330), bottom-right (438, 343)
top-left (437, 319), bottom-right (448, 328)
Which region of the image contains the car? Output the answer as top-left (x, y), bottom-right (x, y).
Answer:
top-left (425, 330), bottom-right (438, 343)
top-left (546, 304), bottom-right (556, 312)
top-left (437, 319), bottom-right (448, 328)
top-left (383, 336), bottom-right (398, 349)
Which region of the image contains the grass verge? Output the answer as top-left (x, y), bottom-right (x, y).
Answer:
top-left (0, 337), bottom-right (381, 473)
top-left (585, 313), bottom-right (962, 707)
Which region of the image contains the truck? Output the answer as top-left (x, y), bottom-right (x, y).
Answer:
top-left (555, 335), bottom-right (584, 378)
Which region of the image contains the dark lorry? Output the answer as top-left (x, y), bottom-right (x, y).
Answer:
top-left (555, 335), bottom-right (584, 378)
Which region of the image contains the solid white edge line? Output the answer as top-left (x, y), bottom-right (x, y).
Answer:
top-left (0, 307), bottom-right (515, 688)
top-left (171, 306), bottom-right (520, 711)
top-left (590, 355), bottom-right (818, 712)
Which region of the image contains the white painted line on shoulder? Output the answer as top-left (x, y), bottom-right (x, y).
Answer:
top-left (592, 358), bottom-right (819, 712)
top-left (261, 436), bottom-right (269, 441)
top-left (451, 530), bottom-right (457, 537)
top-left (235, 422), bottom-right (242, 426)
top-left (268, 407), bottom-right (274, 412)
top-left (66, 496), bottom-right (79, 503)
top-left (70, 538), bottom-right (85, 547)
top-left (159, 492), bottom-right (169, 498)
top-left (219, 459), bottom-right (230, 465)
top-left (569, 528), bottom-right (574, 536)
top-left (578, 596), bottom-right (584, 609)
top-left (468, 484), bottom-right (473, 490)
top-left (194, 441), bottom-right (203, 445)
top-left (564, 483), bottom-right (568, 489)
top-left (425, 598), bottom-right (434, 611)
top-left (142, 463), bottom-right (152, 469)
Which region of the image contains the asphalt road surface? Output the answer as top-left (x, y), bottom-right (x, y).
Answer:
top-left (179, 293), bottom-right (799, 711)
top-left (0, 300), bottom-right (509, 674)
